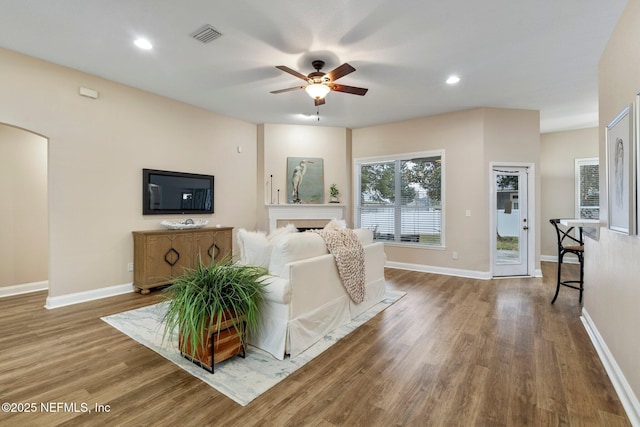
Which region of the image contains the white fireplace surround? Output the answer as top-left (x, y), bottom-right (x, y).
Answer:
top-left (266, 204), bottom-right (345, 233)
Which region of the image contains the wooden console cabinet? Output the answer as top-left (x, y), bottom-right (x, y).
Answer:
top-left (132, 227), bottom-right (233, 294)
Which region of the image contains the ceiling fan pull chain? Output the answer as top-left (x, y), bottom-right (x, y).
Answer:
top-left (317, 106), bottom-right (320, 121)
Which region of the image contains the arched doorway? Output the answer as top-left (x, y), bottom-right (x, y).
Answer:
top-left (0, 123), bottom-right (49, 295)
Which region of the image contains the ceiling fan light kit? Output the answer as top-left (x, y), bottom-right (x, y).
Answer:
top-left (305, 83), bottom-right (330, 100)
top-left (133, 38), bottom-right (153, 50)
top-left (271, 60), bottom-right (368, 106)
top-left (446, 75), bottom-right (460, 85)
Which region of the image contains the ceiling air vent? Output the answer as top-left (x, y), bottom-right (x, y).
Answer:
top-left (190, 24), bottom-right (222, 43)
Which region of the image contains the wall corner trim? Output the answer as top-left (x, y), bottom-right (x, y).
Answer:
top-left (45, 283), bottom-right (134, 309)
top-left (581, 309), bottom-right (640, 426)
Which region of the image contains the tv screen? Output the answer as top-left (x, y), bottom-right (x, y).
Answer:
top-left (142, 169), bottom-right (214, 215)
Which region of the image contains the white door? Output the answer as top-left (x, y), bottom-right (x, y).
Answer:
top-left (492, 167), bottom-right (529, 276)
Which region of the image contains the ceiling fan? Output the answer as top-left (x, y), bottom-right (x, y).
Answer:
top-left (270, 60), bottom-right (368, 106)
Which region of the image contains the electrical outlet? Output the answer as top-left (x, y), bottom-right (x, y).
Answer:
top-left (452, 251), bottom-right (458, 260)
top-left (127, 262), bottom-right (134, 272)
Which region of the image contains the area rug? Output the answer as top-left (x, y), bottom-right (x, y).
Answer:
top-left (101, 288), bottom-right (405, 406)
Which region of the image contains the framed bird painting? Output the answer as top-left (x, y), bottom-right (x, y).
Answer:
top-left (287, 157), bottom-right (324, 204)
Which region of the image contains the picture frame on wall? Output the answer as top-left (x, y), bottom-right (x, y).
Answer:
top-left (287, 157), bottom-right (324, 204)
top-left (605, 103), bottom-right (635, 234)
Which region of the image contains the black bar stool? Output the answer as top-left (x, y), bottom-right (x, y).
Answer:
top-left (549, 219), bottom-right (584, 304)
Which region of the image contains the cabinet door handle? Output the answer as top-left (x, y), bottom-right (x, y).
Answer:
top-left (208, 243), bottom-right (220, 260)
top-left (164, 248), bottom-right (180, 266)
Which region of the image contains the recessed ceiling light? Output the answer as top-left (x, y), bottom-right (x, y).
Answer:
top-left (446, 75), bottom-right (460, 85)
top-left (134, 38), bottom-right (153, 50)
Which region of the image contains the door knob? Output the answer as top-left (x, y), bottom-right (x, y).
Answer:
top-left (523, 225), bottom-right (529, 230)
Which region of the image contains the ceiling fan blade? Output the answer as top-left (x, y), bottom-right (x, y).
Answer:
top-left (314, 98), bottom-right (326, 106)
top-left (327, 63), bottom-right (356, 82)
top-left (331, 84), bottom-right (368, 96)
top-left (275, 65), bottom-right (309, 81)
top-left (270, 86), bottom-right (305, 94)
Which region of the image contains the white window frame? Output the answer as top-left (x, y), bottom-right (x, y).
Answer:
top-left (353, 149), bottom-right (445, 248)
top-left (575, 157), bottom-right (599, 219)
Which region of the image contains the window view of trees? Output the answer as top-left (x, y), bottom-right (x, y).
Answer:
top-left (360, 161), bottom-right (397, 204)
top-left (578, 162), bottom-right (599, 219)
top-left (496, 175), bottom-right (518, 191)
top-left (357, 154), bottom-right (443, 245)
top-left (403, 157), bottom-right (442, 204)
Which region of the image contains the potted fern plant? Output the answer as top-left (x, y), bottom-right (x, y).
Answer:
top-left (162, 258), bottom-right (267, 373)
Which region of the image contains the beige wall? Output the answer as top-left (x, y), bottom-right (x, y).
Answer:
top-left (0, 124), bottom-right (48, 287)
top-left (257, 124), bottom-right (351, 230)
top-left (0, 48), bottom-right (258, 298)
top-left (353, 107), bottom-right (540, 274)
top-left (540, 128), bottom-right (599, 258)
top-left (591, 0), bottom-right (640, 408)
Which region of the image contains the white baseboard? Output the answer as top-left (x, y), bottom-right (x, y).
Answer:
top-left (0, 281), bottom-right (48, 298)
top-left (385, 261), bottom-right (491, 280)
top-left (581, 309), bottom-right (640, 426)
top-left (45, 283), bottom-right (135, 309)
top-left (384, 261), bottom-right (543, 279)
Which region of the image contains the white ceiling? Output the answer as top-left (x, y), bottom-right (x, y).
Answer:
top-left (0, 0), bottom-right (627, 133)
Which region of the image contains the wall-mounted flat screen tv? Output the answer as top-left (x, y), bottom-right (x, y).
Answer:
top-left (143, 169), bottom-right (214, 215)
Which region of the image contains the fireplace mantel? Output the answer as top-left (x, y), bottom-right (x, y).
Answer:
top-left (266, 204), bottom-right (345, 232)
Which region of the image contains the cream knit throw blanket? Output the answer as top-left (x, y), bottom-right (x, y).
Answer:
top-left (314, 229), bottom-right (365, 304)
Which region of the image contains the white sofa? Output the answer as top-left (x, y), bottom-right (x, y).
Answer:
top-left (237, 226), bottom-right (386, 360)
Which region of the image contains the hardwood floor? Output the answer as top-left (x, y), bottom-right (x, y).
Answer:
top-left (0, 263), bottom-right (630, 426)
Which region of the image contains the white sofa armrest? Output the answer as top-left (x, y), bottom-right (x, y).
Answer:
top-left (363, 242), bottom-right (386, 282)
top-left (261, 275), bottom-right (292, 304)
top-left (285, 253), bottom-right (349, 319)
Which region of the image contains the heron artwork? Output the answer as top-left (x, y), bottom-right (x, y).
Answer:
top-left (291, 159), bottom-right (314, 203)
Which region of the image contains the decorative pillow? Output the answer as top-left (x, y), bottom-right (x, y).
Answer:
top-left (236, 229), bottom-right (271, 268)
top-left (267, 223), bottom-right (298, 242)
top-left (268, 232), bottom-right (329, 277)
top-left (323, 218), bottom-right (347, 231)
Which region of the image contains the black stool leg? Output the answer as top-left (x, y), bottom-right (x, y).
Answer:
top-left (578, 252), bottom-right (584, 304)
top-left (551, 252), bottom-right (563, 304)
